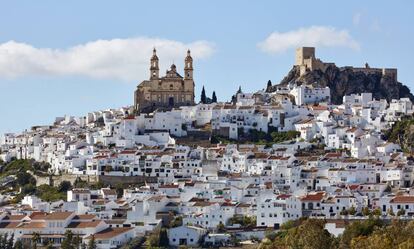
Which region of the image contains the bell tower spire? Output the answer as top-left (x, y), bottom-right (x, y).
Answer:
top-left (150, 48), bottom-right (159, 79)
top-left (184, 49), bottom-right (193, 80)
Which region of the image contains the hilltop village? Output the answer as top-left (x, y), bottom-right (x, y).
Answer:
top-left (1, 48), bottom-right (414, 248)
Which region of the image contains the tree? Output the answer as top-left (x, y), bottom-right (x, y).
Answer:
top-left (349, 206), bottom-right (357, 215)
top-left (58, 181), bottom-right (72, 193)
top-left (158, 228), bottom-right (169, 247)
top-left (31, 232), bottom-right (40, 249)
top-left (372, 208), bottom-right (382, 216)
top-left (266, 80), bottom-right (272, 92)
top-left (87, 235), bottom-right (96, 249)
top-left (387, 208), bottom-right (395, 216)
top-left (397, 208), bottom-right (406, 216)
top-left (339, 217), bottom-right (384, 249)
top-left (217, 222), bottom-right (226, 232)
top-left (284, 219), bottom-right (336, 249)
top-left (13, 240), bottom-right (24, 249)
top-left (61, 230), bottom-right (74, 249)
top-left (200, 86), bottom-right (207, 104)
top-left (362, 207), bottom-right (371, 216)
top-left (237, 86), bottom-right (242, 94)
top-left (212, 91), bottom-right (217, 103)
top-left (7, 233), bottom-right (14, 249)
top-left (16, 171), bottom-right (36, 186)
top-left (73, 234), bottom-right (81, 249)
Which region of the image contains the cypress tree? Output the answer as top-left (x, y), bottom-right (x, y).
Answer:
top-left (200, 86), bottom-right (207, 104)
top-left (266, 80), bottom-right (272, 92)
top-left (212, 91), bottom-right (217, 103)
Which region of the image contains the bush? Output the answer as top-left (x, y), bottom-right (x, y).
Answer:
top-left (36, 184), bottom-right (66, 202)
top-left (16, 171), bottom-right (36, 186)
top-left (58, 181), bottom-right (72, 193)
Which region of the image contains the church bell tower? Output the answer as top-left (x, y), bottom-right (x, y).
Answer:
top-left (150, 48), bottom-right (159, 79)
top-left (184, 49), bottom-right (193, 80)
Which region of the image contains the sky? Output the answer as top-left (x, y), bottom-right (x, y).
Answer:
top-left (0, 1), bottom-right (413, 135)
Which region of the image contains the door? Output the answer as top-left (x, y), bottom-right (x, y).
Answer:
top-left (169, 97), bottom-right (174, 107)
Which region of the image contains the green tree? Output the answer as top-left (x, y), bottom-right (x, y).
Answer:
top-left (159, 228), bottom-right (169, 247)
top-left (87, 235), bottom-right (96, 249)
top-left (58, 181), bottom-right (72, 193)
top-left (397, 208), bottom-right (406, 216)
top-left (61, 230), bottom-right (74, 249)
top-left (284, 219), bottom-right (336, 249)
top-left (16, 172), bottom-right (36, 186)
top-left (372, 208), bottom-right (382, 216)
top-left (200, 86), bottom-right (207, 104)
top-left (212, 91), bottom-right (217, 103)
top-left (362, 207), bottom-right (371, 216)
top-left (31, 232), bottom-right (40, 249)
top-left (349, 206), bottom-right (357, 215)
top-left (339, 217), bottom-right (384, 249)
top-left (217, 222), bottom-right (226, 232)
top-left (266, 80), bottom-right (272, 92)
top-left (73, 234), bottom-right (81, 249)
top-left (7, 233), bottom-right (14, 249)
top-left (13, 240), bottom-right (24, 249)
top-left (237, 86), bottom-right (242, 94)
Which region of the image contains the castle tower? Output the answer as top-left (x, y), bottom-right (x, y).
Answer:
top-left (150, 48), bottom-right (159, 79)
top-left (184, 49), bottom-right (193, 80)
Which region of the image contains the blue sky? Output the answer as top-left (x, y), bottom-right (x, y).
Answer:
top-left (0, 1), bottom-right (413, 134)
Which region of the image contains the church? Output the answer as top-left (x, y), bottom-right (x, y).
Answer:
top-left (134, 49), bottom-right (195, 113)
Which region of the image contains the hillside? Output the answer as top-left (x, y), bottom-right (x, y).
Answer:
top-left (273, 65), bottom-right (414, 104)
top-left (383, 116), bottom-right (414, 153)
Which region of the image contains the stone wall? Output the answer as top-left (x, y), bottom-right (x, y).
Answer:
top-left (33, 174), bottom-right (99, 187)
top-left (98, 175), bottom-right (157, 186)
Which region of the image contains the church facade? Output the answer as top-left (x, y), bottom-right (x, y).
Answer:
top-left (134, 49), bottom-right (195, 113)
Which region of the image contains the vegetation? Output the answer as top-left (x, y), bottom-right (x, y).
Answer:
top-left (87, 235), bottom-right (97, 249)
top-left (146, 227), bottom-right (169, 248)
top-left (212, 91), bottom-right (217, 103)
top-left (259, 217), bottom-right (414, 249)
top-left (383, 115), bottom-right (414, 153)
top-left (120, 237), bottom-right (145, 249)
top-left (227, 215), bottom-right (256, 228)
top-left (0, 159), bottom-right (50, 177)
top-left (266, 80), bottom-right (272, 92)
top-left (212, 129), bottom-right (300, 145)
top-left (36, 184), bottom-right (68, 202)
top-left (200, 85), bottom-right (207, 104)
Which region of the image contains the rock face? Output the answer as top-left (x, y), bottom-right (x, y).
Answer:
top-left (274, 65), bottom-right (414, 104)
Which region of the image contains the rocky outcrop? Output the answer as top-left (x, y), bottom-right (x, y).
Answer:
top-left (273, 65), bottom-right (414, 104)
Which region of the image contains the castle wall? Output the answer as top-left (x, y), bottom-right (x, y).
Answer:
top-left (341, 67), bottom-right (397, 81)
top-left (295, 47), bottom-right (397, 81)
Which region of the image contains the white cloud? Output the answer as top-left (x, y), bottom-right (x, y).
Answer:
top-left (0, 38), bottom-right (215, 81)
top-left (258, 26), bottom-right (360, 54)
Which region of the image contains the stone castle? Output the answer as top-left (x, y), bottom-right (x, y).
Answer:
top-left (295, 47), bottom-right (397, 81)
top-left (134, 49), bottom-right (195, 113)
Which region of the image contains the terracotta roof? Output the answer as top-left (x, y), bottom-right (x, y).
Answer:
top-left (44, 212), bottom-right (73, 220)
top-left (4, 215), bottom-right (26, 221)
top-left (67, 220), bottom-right (102, 228)
top-left (73, 214), bottom-right (97, 220)
top-left (86, 227), bottom-right (133, 240)
top-left (102, 188), bottom-right (117, 196)
top-left (19, 222), bottom-right (46, 229)
top-left (300, 192), bottom-right (325, 202)
top-left (390, 196), bottom-right (414, 203)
